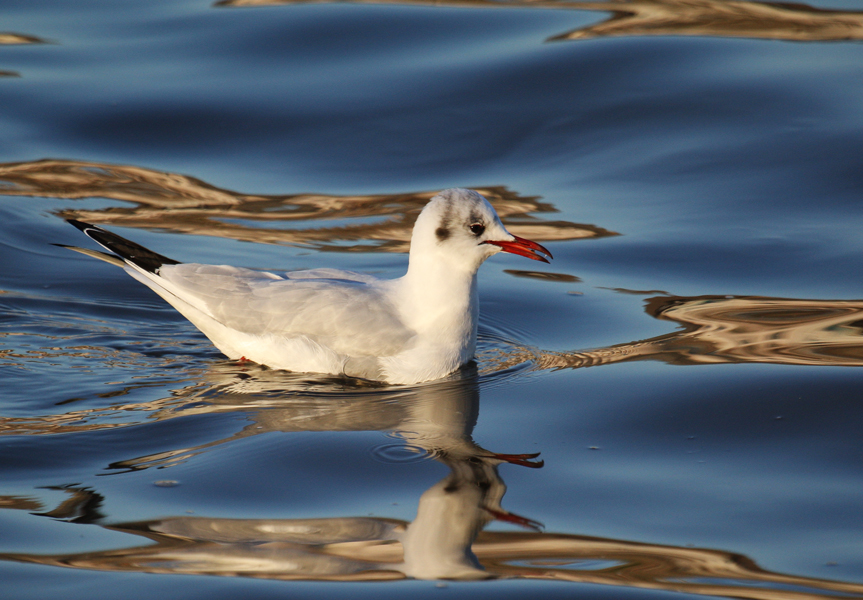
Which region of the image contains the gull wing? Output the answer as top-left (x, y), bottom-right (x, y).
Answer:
top-left (63, 220), bottom-right (414, 361)
top-left (156, 264), bottom-right (413, 358)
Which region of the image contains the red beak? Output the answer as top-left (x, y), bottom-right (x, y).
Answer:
top-left (484, 235), bottom-right (553, 263)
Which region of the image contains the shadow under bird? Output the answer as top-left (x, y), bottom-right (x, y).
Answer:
top-left (60, 188), bottom-right (552, 384)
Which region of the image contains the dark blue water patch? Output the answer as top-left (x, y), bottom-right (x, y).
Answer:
top-left (83, 429), bottom-right (450, 525)
top-left (0, 341), bottom-right (201, 410)
top-left (571, 213), bottom-right (861, 302)
top-left (0, 2), bottom-right (598, 178)
top-left (671, 577), bottom-right (860, 597)
top-left (0, 328), bottom-right (215, 416)
top-left (503, 558), bottom-right (626, 571)
top-left (0, 287), bottom-right (189, 327)
top-left (497, 364), bottom-right (863, 473)
top-left (474, 42), bottom-right (861, 188)
top-left (474, 363), bottom-right (863, 578)
top-left (2, 0), bottom-right (204, 46)
top-left (0, 409), bottom-right (249, 480)
top-left (807, 0), bottom-right (863, 7)
top-left (635, 127), bottom-right (863, 214)
top-left (0, 494), bottom-right (137, 554)
top-left (210, 3), bottom-right (593, 71)
top-left (481, 278), bottom-right (675, 354)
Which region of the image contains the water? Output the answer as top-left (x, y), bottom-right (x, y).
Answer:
top-left (2, 0), bottom-right (863, 598)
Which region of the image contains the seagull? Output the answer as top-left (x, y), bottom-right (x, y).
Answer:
top-left (60, 188), bottom-right (552, 384)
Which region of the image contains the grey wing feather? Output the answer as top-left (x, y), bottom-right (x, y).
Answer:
top-left (157, 264), bottom-right (413, 357)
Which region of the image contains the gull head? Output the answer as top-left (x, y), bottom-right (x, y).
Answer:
top-left (410, 188), bottom-right (552, 274)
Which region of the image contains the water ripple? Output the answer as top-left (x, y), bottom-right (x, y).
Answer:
top-left (370, 442), bottom-right (432, 464)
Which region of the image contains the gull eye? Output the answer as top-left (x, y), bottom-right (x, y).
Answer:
top-left (469, 223), bottom-right (485, 236)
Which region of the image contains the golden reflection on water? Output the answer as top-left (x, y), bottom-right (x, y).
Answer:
top-left (503, 269), bottom-right (581, 283)
top-left (536, 295), bottom-right (863, 371)
top-left (0, 33), bottom-right (48, 45)
top-left (217, 0), bottom-right (863, 43)
top-left (0, 159), bottom-right (611, 252)
top-left (5, 496), bottom-right (863, 597)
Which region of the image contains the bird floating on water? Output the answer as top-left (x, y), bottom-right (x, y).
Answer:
top-left (61, 188), bottom-right (552, 384)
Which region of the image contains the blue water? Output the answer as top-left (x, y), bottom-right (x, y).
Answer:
top-left (2, 1), bottom-right (863, 598)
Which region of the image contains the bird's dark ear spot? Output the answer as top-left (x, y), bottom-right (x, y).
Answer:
top-left (436, 226), bottom-right (450, 242)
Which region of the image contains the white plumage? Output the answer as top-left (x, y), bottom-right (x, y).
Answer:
top-left (63, 188), bottom-right (552, 384)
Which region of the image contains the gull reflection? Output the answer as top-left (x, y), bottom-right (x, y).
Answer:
top-left (2, 372), bottom-right (862, 596)
top-left (2, 370), bottom-right (545, 581)
top-left (215, 0), bottom-right (863, 43)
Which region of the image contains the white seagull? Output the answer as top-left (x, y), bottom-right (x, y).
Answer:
top-left (61, 188), bottom-right (552, 384)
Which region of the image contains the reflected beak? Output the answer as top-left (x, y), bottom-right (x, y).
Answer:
top-left (484, 507), bottom-right (544, 531)
top-left (484, 235), bottom-right (553, 263)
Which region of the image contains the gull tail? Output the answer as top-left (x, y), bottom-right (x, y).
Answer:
top-left (60, 219), bottom-right (180, 274)
top-left (53, 244), bottom-right (127, 267)
top-left (59, 219), bottom-right (236, 361)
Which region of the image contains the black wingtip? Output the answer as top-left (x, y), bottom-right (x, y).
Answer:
top-left (66, 219), bottom-right (180, 274)
top-left (67, 218), bottom-right (87, 228)
top-left (66, 219), bottom-right (99, 234)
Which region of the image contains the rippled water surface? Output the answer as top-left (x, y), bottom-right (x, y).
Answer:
top-left (2, 1), bottom-right (863, 598)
